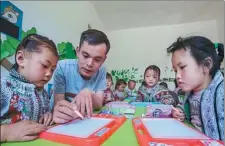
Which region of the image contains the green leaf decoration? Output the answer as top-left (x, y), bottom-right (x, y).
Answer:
top-left (65, 42), bottom-right (77, 59)
top-left (4, 40), bottom-right (15, 55)
top-left (26, 27), bottom-right (37, 35)
top-left (111, 70), bottom-right (115, 76)
top-left (6, 35), bottom-right (20, 50)
top-left (1, 40), bottom-right (10, 61)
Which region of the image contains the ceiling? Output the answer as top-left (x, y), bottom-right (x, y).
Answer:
top-left (91, 1), bottom-right (224, 31)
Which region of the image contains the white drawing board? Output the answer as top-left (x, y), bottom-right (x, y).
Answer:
top-left (141, 118), bottom-right (209, 139)
top-left (47, 117), bottom-right (113, 138)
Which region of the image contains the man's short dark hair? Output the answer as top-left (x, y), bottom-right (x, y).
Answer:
top-left (79, 29), bottom-right (110, 54)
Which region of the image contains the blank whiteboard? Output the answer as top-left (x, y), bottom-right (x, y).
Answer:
top-left (141, 118), bottom-right (209, 139)
top-left (47, 117), bottom-right (113, 138)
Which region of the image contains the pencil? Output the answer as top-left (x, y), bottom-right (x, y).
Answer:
top-left (74, 110), bottom-right (84, 120)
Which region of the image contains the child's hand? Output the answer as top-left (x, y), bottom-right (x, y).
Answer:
top-left (39, 112), bottom-right (54, 126)
top-left (2, 120), bottom-right (47, 142)
top-left (172, 107), bottom-right (185, 121)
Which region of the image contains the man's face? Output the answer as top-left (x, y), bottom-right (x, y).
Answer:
top-left (76, 41), bottom-right (107, 79)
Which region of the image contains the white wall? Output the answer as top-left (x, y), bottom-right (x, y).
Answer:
top-left (1, 1), bottom-right (105, 77)
top-left (11, 1), bottom-right (104, 45)
top-left (216, 3), bottom-right (224, 44)
top-left (105, 20), bottom-right (219, 90)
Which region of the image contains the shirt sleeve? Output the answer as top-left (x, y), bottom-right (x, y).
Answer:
top-left (95, 67), bottom-right (107, 92)
top-left (53, 62), bottom-right (66, 94)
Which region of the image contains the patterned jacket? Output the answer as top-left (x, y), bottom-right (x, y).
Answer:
top-left (136, 84), bottom-right (178, 106)
top-left (1, 68), bottom-right (50, 124)
top-left (178, 71), bottom-right (224, 141)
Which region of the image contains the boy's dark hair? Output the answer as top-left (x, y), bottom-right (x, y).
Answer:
top-left (13, 34), bottom-right (58, 68)
top-left (79, 29), bottom-right (110, 54)
top-left (167, 36), bottom-right (223, 78)
top-left (128, 80), bottom-right (136, 84)
top-left (144, 65), bottom-right (161, 79)
top-left (115, 79), bottom-right (127, 90)
top-left (106, 72), bottom-right (113, 84)
top-left (159, 82), bottom-right (168, 88)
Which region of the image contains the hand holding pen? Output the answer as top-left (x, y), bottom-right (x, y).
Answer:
top-left (172, 107), bottom-right (185, 121)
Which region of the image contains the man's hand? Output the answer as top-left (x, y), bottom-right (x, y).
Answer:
top-left (72, 89), bottom-right (93, 118)
top-left (53, 100), bottom-right (79, 124)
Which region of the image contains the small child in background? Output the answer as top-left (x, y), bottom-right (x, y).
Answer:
top-left (1, 34), bottom-right (59, 142)
top-left (159, 81), bottom-right (180, 105)
top-left (159, 81), bottom-right (168, 88)
top-left (136, 65), bottom-right (178, 106)
top-left (167, 36), bottom-right (224, 141)
top-left (125, 80), bottom-right (137, 97)
top-left (113, 79), bottom-right (127, 101)
top-left (103, 73), bottom-right (114, 104)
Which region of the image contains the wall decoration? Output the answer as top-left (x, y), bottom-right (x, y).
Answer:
top-left (111, 67), bottom-right (143, 83)
top-left (1, 26), bottom-right (78, 70)
top-left (57, 42), bottom-right (77, 60)
top-left (1, 27), bottom-right (37, 61)
top-left (0, 1), bottom-right (23, 40)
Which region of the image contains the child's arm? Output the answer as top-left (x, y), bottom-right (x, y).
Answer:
top-left (136, 90), bottom-right (145, 102)
top-left (1, 125), bottom-right (8, 142)
top-left (1, 121), bottom-right (46, 142)
top-left (120, 92), bottom-right (127, 101)
top-left (137, 86), bottom-right (154, 102)
top-left (132, 89), bottom-right (138, 97)
top-left (136, 86), bottom-right (146, 102)
top-left (128, 89), bottom-right (138, 97)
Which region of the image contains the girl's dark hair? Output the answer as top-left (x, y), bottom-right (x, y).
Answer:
top-left (13, 34), bottom-right (58, 68)
top-left (144, 65), bottom-right (161, 78)
top-left (167, 36), bottom-right (223, 78)
top-left (106, 72), bottom-right (113, 84)
top-left (115, 79), bottom-right (127, 90)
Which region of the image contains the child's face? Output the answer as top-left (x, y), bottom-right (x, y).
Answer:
top-left (118, 84), bottom-right (126, 92)
top-left (172, 49), bottom-right (206, 92)
top-left (128, 81), bottom-right (136, 90)
top-left (106, 78), bottom-right (112, 89)
top-left (144, 69), bottom-right (159, 87)
top-left (18, 47), bottom-right (58, 88)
